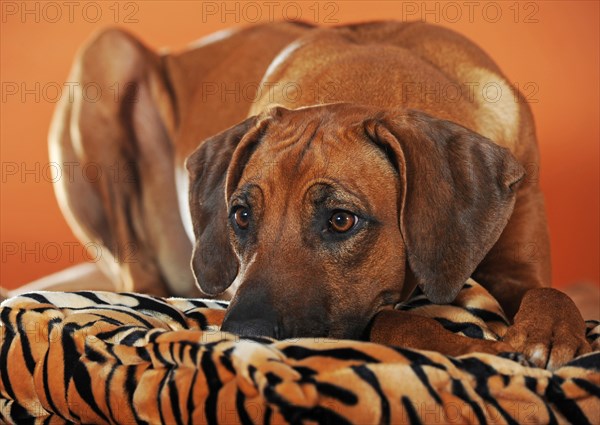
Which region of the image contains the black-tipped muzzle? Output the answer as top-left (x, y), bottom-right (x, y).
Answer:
top-left (221, 288), bottom-right (279, 338)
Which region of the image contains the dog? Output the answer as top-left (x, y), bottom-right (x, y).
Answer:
top-left (14, 21), bottom-right (590, 368)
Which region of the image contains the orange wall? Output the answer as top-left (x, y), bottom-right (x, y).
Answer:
top-left (1, 1), bottom-right (598, 290)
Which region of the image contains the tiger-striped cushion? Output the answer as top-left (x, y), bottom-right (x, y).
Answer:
top-left (1, 280), bottom-right (599, 424)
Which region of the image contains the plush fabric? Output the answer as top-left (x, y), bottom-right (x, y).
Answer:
top-left (1, 280), bottom-right (598, 424)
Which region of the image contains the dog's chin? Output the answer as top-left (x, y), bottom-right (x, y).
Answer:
top-left (277, 317), bottom-right (369, 341)
top-left (275, 322), bottom-right (367, 340)
top-left (327, 327), bottom-right (369, 341)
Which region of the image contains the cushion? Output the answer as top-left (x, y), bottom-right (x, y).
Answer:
top-left (1, 279), bottom-right (598, 424)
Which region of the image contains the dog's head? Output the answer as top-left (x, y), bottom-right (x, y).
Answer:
top-left (185, 104), bottom-right (524, 339)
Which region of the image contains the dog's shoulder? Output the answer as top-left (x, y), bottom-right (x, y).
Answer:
top-left (365, 22), bottom-right (529, 154)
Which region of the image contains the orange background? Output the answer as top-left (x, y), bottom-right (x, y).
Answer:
top-left (1, 1), bottom-right (598, 290)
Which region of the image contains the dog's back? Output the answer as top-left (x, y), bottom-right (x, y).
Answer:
top-left (251, 21), bottom-right (533, 161)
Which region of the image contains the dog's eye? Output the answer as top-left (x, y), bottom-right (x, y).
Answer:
top-left (234, 207), bottom-right (251, 230)
top-left (328, 210), bottom-right (358, 233)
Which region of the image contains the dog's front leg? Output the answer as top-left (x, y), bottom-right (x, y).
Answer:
top-left (369, 310), bottom-right (515, 357)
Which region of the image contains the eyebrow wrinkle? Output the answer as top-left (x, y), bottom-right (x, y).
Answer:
top-left (321, 179), bottom-right (368, 207)
top-left (293, 124), bottom-right (320, 172)
top-left (303, 180), bottom-right (373, 221)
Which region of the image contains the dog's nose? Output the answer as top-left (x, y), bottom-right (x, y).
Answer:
top-left (221, 292), bottom-right (279, 338)
top-left (221, 318), bottom-right (276, 338)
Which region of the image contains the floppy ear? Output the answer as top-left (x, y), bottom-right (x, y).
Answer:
top-left (365, 110), bottom-right (525, 304)
top-left (185, 115), bottom-right (267, 295)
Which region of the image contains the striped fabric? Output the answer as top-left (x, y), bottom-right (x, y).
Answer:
top-left (1, 280), bottom-right (598, 424)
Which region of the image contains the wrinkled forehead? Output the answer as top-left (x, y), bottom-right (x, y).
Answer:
top-left (238, 111), bottom-right (399, 202)
top-left (246, 122), bottom-right (344, 179)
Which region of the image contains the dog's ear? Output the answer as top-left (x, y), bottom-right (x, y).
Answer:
top-left (185, 115), bottom-right (270, 295)
top-left (365, 110), bottom-right (525, 304)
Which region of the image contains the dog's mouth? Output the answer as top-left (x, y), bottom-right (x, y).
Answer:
top-left (221, 307), bottom-right (372, 341)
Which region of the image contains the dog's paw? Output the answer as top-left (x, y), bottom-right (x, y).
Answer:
top-left (497, 351), bottom-right (533, 367)
top-left (503, 288), bottom-right (592, 370)
top-left (462, 339), bottom-right (516, 356)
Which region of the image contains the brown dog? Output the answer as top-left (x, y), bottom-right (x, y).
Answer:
top-left (16, 21), bottom-right (590, 368)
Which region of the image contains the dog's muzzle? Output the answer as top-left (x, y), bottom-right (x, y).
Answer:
top-left (220, 283), bottom-right (333, 339)
top-left (221, 298), bottom-right (279, 338)
top-left (220, 283), bottom-right (284, 338)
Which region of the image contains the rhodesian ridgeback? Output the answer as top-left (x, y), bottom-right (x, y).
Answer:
top-left (13, 21), bottom-right (591, 368)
